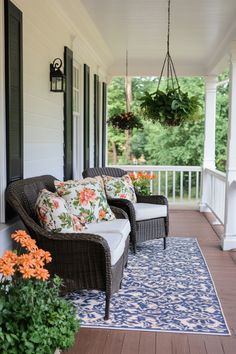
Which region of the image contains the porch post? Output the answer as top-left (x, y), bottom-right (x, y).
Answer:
top-left (222, 43), bottom-right (236, 250)
top-left (200, 76), bottom-right (217, 212)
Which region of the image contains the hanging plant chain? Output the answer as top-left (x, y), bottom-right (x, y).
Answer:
top-left (157, 0), bottom-right (180, 91)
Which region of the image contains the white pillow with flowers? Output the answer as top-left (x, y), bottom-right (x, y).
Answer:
top-left (54, 177), bottom-right (115, 224)
top-left (35, 189), bottom-right (86, 233)
top-left (102, 174), bottom-right (137, 203)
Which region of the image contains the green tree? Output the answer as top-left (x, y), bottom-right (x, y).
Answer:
top-left (107, 74), bottom-right (228, 170)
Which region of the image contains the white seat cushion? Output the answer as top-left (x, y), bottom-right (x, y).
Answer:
top-left (83, 219), bottom-right (131, 265)
top-left (134, 203), bottom-right (167, 221)
top-left (95, 232), bottom-right (128, 265)
top-left (85, 219), bottom-right (131, 238)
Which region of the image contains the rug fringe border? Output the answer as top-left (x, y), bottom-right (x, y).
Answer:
top-left (80, 324), bottom-right (230, 336)
top-left (194, 237), bottom-right (231, 336)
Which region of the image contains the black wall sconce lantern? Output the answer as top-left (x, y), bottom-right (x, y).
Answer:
top-left (50, 58), bottom-right (66, 92)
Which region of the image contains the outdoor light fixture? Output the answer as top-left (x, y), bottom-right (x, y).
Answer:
top-left (50, 58), bottom-right (66, 92)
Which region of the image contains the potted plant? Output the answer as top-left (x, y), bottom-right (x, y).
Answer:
top-left (140, 88), bottom-right (201, 127)
top-left (0, 230), bottom-right (80, 354)
top-left (107, 111), bottom-right (143, 130)
top-left (129, 171), bottom-right (156, 196)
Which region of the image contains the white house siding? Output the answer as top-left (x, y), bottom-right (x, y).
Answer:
top-left (0, 0), bottom-right (111, 255)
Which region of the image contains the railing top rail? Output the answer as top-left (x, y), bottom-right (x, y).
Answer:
top-left (204, 168), bottom-right (226, 181)
top-left (108, 165), bottom-right (202, 172)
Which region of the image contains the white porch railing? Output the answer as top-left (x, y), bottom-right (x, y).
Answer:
top-left (109, 165), bottom-right (202, 205)
top-left (203, 168), bottom-right (226, 224)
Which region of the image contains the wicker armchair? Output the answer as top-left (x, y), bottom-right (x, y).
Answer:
top-left (6, 175), bottom-right (130, 320)
top-left (83, 167), bottom-right (169, 253)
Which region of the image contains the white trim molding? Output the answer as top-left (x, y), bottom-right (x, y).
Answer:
top-left (0, 0), bottom-right (6, 224)
top-left (200, 76), bottom-right (217, 213)
top-left (222, 41), bottom-right (236, 250)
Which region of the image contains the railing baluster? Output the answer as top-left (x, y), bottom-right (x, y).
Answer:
top-left (188, 171), bottom-right (192, 200)
top-left (196, 171), bottom-right (199, 201)
top-left (173, 171), bottom-right (176, 202)
top-left (180, 171), bottom-right (183, 201)
top-left (165, 171), bottom-right (168, 197)
top-left (150, 171), bottom-right (153, 194)
top-left (158, 171), bottom-right (161, 194)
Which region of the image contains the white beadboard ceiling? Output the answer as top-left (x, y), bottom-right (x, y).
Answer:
top-left (59, 0), bottom-right (236, 76)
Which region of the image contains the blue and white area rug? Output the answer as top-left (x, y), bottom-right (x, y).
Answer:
top-left (67, 237), bottom-right (230, 335)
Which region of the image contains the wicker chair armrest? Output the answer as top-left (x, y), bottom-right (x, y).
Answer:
top-left (110, 206), bottom-right (128, 219)
top-left (36, 231), bottom-right (111, 266)
top-left (136, 194), bottom-right (168, 206)
top-left (38, 232), bottom-right (112, 295)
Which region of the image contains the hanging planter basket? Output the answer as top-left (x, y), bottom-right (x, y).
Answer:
top-left (108, 51), bottom-right (143, 131)
top-left (140, 0), bottom-right (201, 127)
top-left (107, 111), bottom-right (143, 130)
top-left (140, 88), bottom-right (201, 127)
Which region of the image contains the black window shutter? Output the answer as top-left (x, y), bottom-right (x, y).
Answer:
top-left (94, 74), bottom-right (100, 167)
top-left (5, 0), bottom-right (23, 185)
top-left (102, 82), bottom-right (107, 167)
top-left (84, 64), bottom-right (90, 170)
top-left (63, 46), bottom-right (73, 180)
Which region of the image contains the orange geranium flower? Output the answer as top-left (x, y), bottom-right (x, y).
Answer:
top-left (0, 230), bottom-right (52, 281)
top-left (1, 250), bottom-right (18, 263)
top-left (129, 171), bottom-right (156, 181)
top-left (19, 265), bottom-right (35, 279)
top-left (79, 188), bottom-right (96, 205)
top-left (34, 268), bottom-right (50, 281)
top-left (11, 230), bottom-right (29, 242)
top-left (42, 251), bottom-right (52, 264)
top-left (17, 254), bottom-right (35, 267)
top-left (0, 263), bottom-right (15, 277)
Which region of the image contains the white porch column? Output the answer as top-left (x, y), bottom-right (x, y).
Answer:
top-left (222, 43), bottom-right (236, 250)
top-left (200, 76), bottom-right (217, 212)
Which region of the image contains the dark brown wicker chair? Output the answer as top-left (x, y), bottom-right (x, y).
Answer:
top-left (6, 175), bottom-right (130, 320)
top-left (83, 167), bottom-right (169, 253)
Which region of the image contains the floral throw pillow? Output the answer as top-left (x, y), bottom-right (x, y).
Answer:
top-left (35, 189), bottom-right (86, 233)
top-left (102, 174), bottom-right (137, 203)
top-left (54, 177), bottom-right (115, 224)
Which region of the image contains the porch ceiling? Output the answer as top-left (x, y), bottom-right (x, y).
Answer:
top-left (59, 0), bottom-right (236, 77)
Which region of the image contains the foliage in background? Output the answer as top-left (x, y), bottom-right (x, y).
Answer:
top-left (108, 75), bottom-right (229, 171)
top-left (216, 71), bottom-right (229, 172)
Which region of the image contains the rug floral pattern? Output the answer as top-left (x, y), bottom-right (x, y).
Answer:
top-left (67, 237), bottom-right (230, 334)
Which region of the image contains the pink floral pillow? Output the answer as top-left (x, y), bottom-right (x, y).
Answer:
top-left (102, 174), bottom-right (137, 203)
top-left (54, 177), bottom-right (115, 224)
top-left (35, 189), bottom-right (86, 233)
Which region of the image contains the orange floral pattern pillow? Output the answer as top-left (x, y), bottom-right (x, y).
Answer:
top-left (35, 189), bottom-right (86, 233)
top-left (102, 174), bottom-right (137, 203)
top-left (54, 177), bottom-right (115, 224)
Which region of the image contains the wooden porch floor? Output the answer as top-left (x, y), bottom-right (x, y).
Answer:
top-left (64, 211), bottom-right (236, 354)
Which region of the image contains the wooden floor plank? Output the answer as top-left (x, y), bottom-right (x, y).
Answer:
top-left (171, 334), bottom-right (190, 354)
top-left (64, 211), bottom-right (236, 354)
top-left (188, 335), bottom-right (207, 354)
top-left (221, 337), bottom-right (236, 354)
top-left (64, 328), bottom-right (108, 354)
top-left (204, 336), bottom-right (224, 354)
top-left (138, 331), bottom-right (155, 354)
top-left (156, 333), bottom-right (172, 354)
top-left (103, 330), bottom-right (125, 354)
top-left (121, 331), bottom-right (140, 354)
